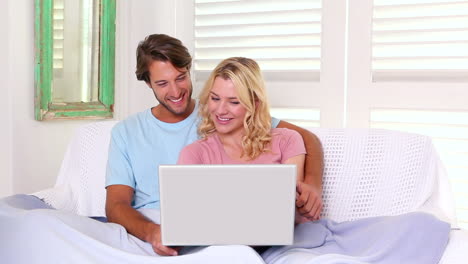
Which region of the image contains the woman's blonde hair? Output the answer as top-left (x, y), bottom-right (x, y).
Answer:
top-left (198, 57), bottom-right (272, 160)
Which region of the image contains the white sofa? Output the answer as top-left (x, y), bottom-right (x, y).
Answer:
top-left (34, 121), bottom-right (468, 263)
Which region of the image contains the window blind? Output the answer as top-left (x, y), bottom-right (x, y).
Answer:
top-left (370, 0), bottom-right (468, 228)
top-left (53, 0), bottom-right (64, 69)
top-left (270, 108), bottom-right (320, 129)
top-left (194, 0), bottom-right (322, 81)
top-left (372, 0), bottom-right (468, 81)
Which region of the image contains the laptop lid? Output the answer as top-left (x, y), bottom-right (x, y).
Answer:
top-left (159, 164), bottom-right (296, 246)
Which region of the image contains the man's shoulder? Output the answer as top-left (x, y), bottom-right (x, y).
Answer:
top-left (122, 109), bottom-right (149, 124)
top-left (111, 109), bottom-right (150, 135)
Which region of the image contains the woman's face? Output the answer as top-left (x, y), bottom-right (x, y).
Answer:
top-left (208, 77), bottom-right (248, 137)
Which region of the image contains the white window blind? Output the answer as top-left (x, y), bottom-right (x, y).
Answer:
top-left (270, 108), bottom-right (320, 129)
top-left (53, 0), bottom-right (64, 69)
top-left (370, 0), bottom-right (468, 228)
top-left (193, 0), bottom-right (322, 81)
top-left (372, 0), bottom-right (468, 81)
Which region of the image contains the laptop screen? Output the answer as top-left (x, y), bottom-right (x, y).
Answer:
top-left (159, 164), bottom-right (296, 246)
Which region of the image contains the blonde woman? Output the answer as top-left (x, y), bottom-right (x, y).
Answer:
top-left (177, 57), bottom-right (309, 224)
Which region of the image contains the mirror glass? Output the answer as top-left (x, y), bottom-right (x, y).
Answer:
top-left (52, 0), bottom-right (100, 103)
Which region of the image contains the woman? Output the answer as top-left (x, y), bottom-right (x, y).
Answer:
top-left (176, 57), bottom-right (451, 262)
top-left (178, 57), bottom-right (309, 224)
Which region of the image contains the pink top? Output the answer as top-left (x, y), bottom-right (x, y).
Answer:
top-left (178, 128), bottom-right (306, 165)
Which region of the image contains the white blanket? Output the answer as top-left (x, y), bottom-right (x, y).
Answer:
top-left (262, 212), bottom-right (450, 264)
top-left (0, 195), bottom-right (264, 264)
top-left (0, 195), bottom-right (451, 264)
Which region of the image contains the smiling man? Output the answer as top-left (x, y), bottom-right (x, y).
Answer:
top-left (146, 60), bottom-right (194, 121)
top-left (105, 34), bottom-right (324, 257)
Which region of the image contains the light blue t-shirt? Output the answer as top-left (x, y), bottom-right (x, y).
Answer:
top-left (106, 101), bottom-right (280, 209)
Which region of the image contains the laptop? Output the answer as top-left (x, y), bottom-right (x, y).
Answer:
top-left (158, 164), bottom-right (296, 246)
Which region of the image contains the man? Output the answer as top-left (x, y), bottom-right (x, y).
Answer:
top-left (105, 34), bottom-right (324, 256)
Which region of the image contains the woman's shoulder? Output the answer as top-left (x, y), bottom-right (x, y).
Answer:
top-left (181, 134), bottom-right (220, 156)
top-left (269, 128), bottom-right (306, 159)
top-left (270, 127), bottom-right (305, 149)
top-left (271, 127), bottom-right (302, 138)
top-left (178, 134), bottom-right (221, 164)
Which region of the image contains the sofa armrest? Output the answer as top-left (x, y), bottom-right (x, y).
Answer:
top-left (439, 228), bottom-right (468, 264)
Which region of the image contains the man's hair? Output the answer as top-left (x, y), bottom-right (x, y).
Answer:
top-left (135, 34), bottom-right (192, 83)
top-left (198, 57), bottom-right (272, 160)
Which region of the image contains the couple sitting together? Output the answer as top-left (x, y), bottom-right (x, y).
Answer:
top-left (105, 34), bottom-right (324, 257)
top-left (104, 34), bottom-right (449, 263)
top-left (0, 34), bottom-right (450, 264)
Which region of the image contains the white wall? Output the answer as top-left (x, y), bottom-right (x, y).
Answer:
top-left (1, 0), bottom-right (191, 196)
top-left (0, 0), bottom-right (13, 197)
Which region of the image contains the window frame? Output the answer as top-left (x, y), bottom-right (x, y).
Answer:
top-left (34, 0), bottom-right (116, 120)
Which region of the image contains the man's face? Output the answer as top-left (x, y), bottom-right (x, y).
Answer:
top-left (147, 60), bottom-right (193, 117)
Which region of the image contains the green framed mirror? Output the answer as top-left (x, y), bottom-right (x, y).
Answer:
top-left (35, 0), bottom-right (115, 120)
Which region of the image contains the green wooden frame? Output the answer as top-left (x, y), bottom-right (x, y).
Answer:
top-left (35, 0), bottom-right (116, 120)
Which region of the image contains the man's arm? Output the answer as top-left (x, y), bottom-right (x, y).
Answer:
top-left (105, 185), bottom-right (178, 256)
top-left (276, 120), bottom-right (324, 220)
top-left (284, 154), bottom-right (309, 224)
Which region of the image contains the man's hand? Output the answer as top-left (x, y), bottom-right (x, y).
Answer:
top-left (106, 185), bottom-right (179, 256)
top-left (296, 181), bottom-right (323, 221)
top-left (145, 223), bottom-right (180, 256)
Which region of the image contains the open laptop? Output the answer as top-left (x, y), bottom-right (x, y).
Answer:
top-left (158, 164), bottom-right (296, 246)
